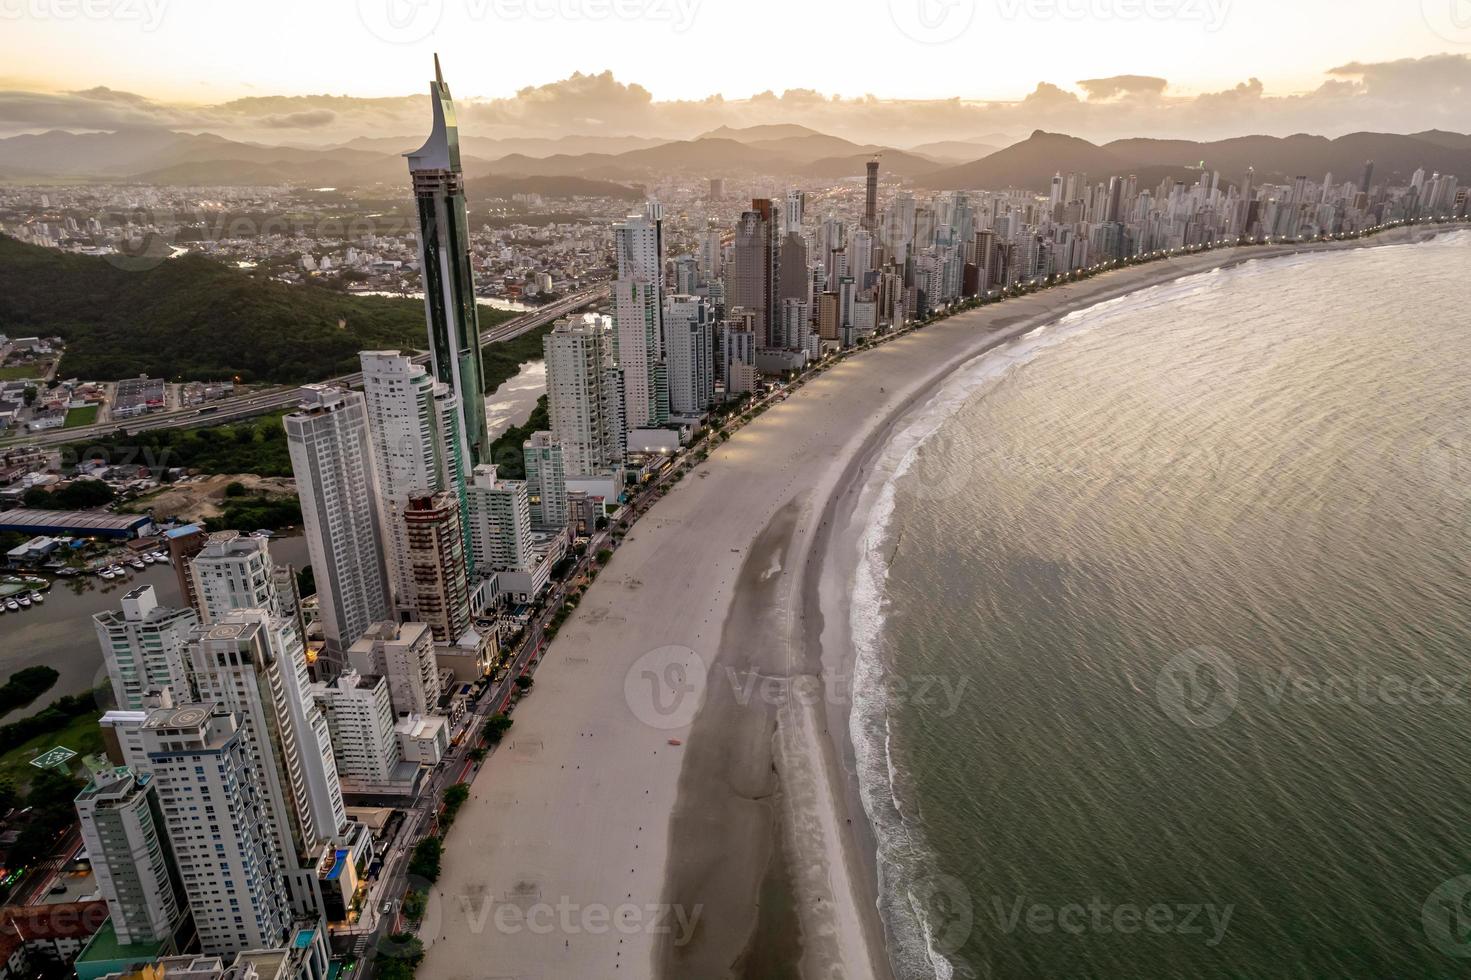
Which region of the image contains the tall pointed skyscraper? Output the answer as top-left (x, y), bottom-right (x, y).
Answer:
top-left (407, 56), bottom-right (491, 468)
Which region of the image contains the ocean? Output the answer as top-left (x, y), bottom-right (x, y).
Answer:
top-left (852, 232), bottom-right (1471, 979)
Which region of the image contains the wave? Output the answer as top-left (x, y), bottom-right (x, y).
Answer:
top-left (844, 255), bottom-right (1354, 979)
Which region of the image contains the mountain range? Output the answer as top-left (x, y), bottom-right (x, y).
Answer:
top-left (1, 124), bottom-right (1467, 195)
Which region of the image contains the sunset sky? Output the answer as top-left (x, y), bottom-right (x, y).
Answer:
top-left (1, 0), bottom-right (1469, 145)
top-left (2, 0), bottom-right (1464, 103)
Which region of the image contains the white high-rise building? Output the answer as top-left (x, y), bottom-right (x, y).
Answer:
top-left (665, 295), bottom-right (714, 415)
top-left (312, 669), bottom-right (402, 785)
top-left (785, 189), bottom-right (806, 234)
top-left (523, 432), bottom-right (569, 530)
top-left (140, 703), bottom-right (292, 956)
top-left (614, 207), bottom-right (664, 290)
top-left (613, 279), bottom-right (668, 428)
top-left (285, 385), bottom-right (391, 667)
top-left (190, 531), bottom-right (284, 625)
top-left (780, 298), bottom-right (809, 352)
top-left (544, 316), bottom-right (625, 478)
top-left (466, 464), bottom-right (532, 576)
top-left (74, 765), bottom-right (187, 946)
top-left (613, 207), bottom-right (668, 429)
top-left (346, 621), bottom-right (441, 719)
top-left (187, 612), bottom-right (346, 915)
top-left (359, 351), bottom-right (468, 618)
top-left (93, 585), bottom-right (197, 710)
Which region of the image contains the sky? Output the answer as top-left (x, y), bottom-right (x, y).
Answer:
top-left (2, 0), bottom-right (1470, 144)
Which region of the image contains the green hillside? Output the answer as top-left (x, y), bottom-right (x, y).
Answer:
top-left (0, 235), bottom-right (509, 383)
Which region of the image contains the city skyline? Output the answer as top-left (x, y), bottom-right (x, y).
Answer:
top-left (0, 20), bottom-right (1468, 978)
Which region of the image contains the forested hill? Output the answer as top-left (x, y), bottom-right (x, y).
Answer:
top-left (0, 235), bottom-right (513, 383)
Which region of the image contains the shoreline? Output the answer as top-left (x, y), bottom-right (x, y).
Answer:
top-left (414, 222), bottom-right (1462, 980)
top-left (804, 222), bottom-right (1468, 979)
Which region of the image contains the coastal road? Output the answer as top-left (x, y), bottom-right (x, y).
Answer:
top-left (11, 285), bottom-right (608, 450)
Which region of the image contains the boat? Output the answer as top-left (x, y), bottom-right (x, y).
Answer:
top-left (129, 559), bottom-right (146, 570)
top-left (142, 553), bottom-right (157, 564)
top-left (98, 568), bottom-right (115, 580)
top-left (17, 595), bottom-right (31, 608)
top-left (29, 592), bottom-right (43, 604)
top-left (4, 600), bottom-right (19, 612)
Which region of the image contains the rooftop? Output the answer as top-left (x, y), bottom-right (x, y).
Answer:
top-left (0, 509), bottom-right (151, 532)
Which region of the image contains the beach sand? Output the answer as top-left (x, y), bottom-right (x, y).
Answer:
top-left (416, 224), bottom-right (1454, 980)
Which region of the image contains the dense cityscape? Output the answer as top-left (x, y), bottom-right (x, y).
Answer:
top-left (0, 25), bottom-right (1469, 980)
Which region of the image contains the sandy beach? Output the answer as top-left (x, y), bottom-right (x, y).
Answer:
top-left (416, 223), bottom-right (1457, 980)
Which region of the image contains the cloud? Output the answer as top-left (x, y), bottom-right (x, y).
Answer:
top-left (1, 53), bottom-right (1469, 148)
top-left (258, 109), bottom-right (338, 129)
top-left (1022, 82), bottom-right (1081, 107)
top-left (1077, 75), bottom-right (1168, 101)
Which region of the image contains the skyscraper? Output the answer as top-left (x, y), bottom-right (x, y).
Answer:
top-left (346, 622), bottom-right (441, 719)
top-left (543, 315), bottom-right (625, 477)
top-left (403, 491), bottom-right (473, 644)
top-left (613, 207), bottom-right (668, 429)
top-left (665, 294), bottom-right (715, 414)
top-left (523, 432), bottom-right (569, 530)
top-left (74, 765), bottom-right (186, 947)
top-left (285, 385), bottom-right (391, 667)
top-left (360, 350), bottom-right (469, 617)
top-left (864, 158), bottom-right (880, 230)
top-left (311, 670), bottom-right (402, 785)
top-left (93, 585), bottom-right (197, 710)
top-left (613, 278), bottom-right (669, 428)
top-left (466, 464), bottom-right (533, 576)
top-left (407, 56), bottom-right (490, 467)
top-left (730, 200), bottom-right (780, 348)
top-left (187, 612), bottom-right (346, 918)
top-left (140, 703), bottom-right (294, 956)
top-left (778, 231), bottom-right (810, 312)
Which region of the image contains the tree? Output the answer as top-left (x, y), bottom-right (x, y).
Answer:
top-left (375, 934), bottom-right (425, 980)
top-left (22, 386), bottom-right (37, 406)
top-left (223, 480), bottom-right (248, 497)
top-left (295, 565), bottom-right (315, 599)
top-left (408, 837), bottom-right (442, 883)
top-left (401, 890), bottom-right (427, 924)
top-left (484, 714), bottom-right (513, 746)
top-left (514, 676), bottom-right (533, 692)
top-left (441, 783), bottom-right (470, 826)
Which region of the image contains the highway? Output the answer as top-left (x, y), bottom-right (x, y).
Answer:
top-left (12, 285), bottom-right (608, 450)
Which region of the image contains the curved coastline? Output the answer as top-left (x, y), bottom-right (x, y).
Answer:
top-left (806, 223), bottom-right (1469, 980)
top-left (415, 223), bottom-right (1464, 980)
